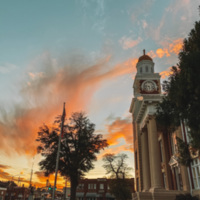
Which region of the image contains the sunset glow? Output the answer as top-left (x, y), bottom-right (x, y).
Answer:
top-left (0, 0), bottom-right (199, 189)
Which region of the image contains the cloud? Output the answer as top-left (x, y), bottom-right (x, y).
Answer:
top-left (34, 171), bottom-right (65, 188)
top-left (156, 48), bottom-right (170, 58)
top-left (0, 168), bottom-right (11, 180)
top-left (0, 63), bottom-right (17, 74)
top-left (147, 38), bottom-right (183, 59)
top-left (160, 67), bottom-right (173, 79)
top-left (105, 116), bottom-right (133, 151)
top-left (0, 52), bottom-right (137, 156)
top-left (28, 72), bottom-right (44, 80)
top-left (0, 164), bottom-right (11, 169)
top-left (142, 20), bottom-right (148, 29)
top-left (119, 36), bottom-right (142, 49)
top-left (169, 38), bottom-right (183, 55)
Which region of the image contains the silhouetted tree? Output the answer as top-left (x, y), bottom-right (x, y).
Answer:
top-left (103, 153), bottom-right (133, 200)
top-left (36, 112), bottom-right (108, 200)
top-left (156, 7), bottom-right (200, 163)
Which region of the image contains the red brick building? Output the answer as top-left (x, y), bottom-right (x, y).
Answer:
top-left (0, 187), bottom-right (7, 200)
top-left (6, 186), bottom-right (30, 200)
top-left (76, 178), bottom-right (134, 200)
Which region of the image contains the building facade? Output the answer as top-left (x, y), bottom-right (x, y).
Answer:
top-left (5, 186), bottom-right (30, 200)
top-left (129, 50), bottom-right (200, 200)
top-left (76, 178), bottom-right (134, 200)
top-left (0, 187), bottom-right (7, 200)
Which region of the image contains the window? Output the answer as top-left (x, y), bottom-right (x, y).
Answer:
top-left (159, 140), bottom-right (164, 162)
top-left (140, 67), bottom-right (142, 73)
top-left (191, 158), bottom-right (200, 189)
top-left (78, 183), bottom-right (84, 189)
top-left (145, 66), bottom-right (148, 72)
top-left (100, 183), bottom-right (104, 189)
top-left (151, 67), bottom-right (153, 73)
top-left (136, 178), bottom-right (139, 192)
top-left (170, 133), bottom-right (175, 155)
top-left (88, 184), bottom-right (95, 189)
top-left (162, 172), bottom-right (166, 188)
top-left (135, 151), bottom-right (138, 170)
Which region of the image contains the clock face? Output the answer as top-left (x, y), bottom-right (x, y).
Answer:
top-left (143, 81), bottom-right (156, 92)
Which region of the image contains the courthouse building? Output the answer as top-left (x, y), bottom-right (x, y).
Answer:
top-left (129, 50), bottom-right (200, 199)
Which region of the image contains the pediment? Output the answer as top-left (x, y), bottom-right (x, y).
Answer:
top-left (168, 155), bottom-right (178, 167)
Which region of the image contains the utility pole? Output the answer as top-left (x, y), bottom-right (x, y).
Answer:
top-left (64, 179), bottom-right (67, 200)
top-left (52, 102), bottom-right (66, 200)
top-left (29, 157), bottom-right (35, 187)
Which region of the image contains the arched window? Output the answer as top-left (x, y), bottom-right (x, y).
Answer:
top-left (140, 67), bottom-right (142, 73)
top-left (145, 66), bottom-right (148, 72)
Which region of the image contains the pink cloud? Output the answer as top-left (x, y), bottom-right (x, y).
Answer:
top-left (119, 36), bottom-right (142, 49)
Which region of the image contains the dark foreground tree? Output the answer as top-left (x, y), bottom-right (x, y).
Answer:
top-left (36, 112), bottom-right (108, 200)
top-left (156, 7), bottom-right (200, 160)
top-left (103, 153), bottom-right (133, 200)
top-left (175, 193), bottom-right (199, 200)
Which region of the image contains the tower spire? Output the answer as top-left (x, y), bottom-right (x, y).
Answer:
top-left (143, 49), bottom-right (145, 55)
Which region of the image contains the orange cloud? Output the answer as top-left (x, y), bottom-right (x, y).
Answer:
top-left (0, 168), bottom-right (11, 180)
top-left (169, 38), bottom-right (183, 55)
top-left (0, 53), bottom-right (137, 156)
top-left (160, 67), bottom-right (173, 79)
top-left (105, 117), bottom-right (133, 151)
top-left (0, 164), bottom-right (10, 169)
top-left (149, 38), bottom-right (183, 59)
top-left (156, 48), bottom-right (170, 58)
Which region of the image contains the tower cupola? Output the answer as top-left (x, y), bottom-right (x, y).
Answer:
top-left (136, 50), bottom-right (154, 74)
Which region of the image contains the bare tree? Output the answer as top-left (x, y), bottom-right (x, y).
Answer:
top-left (103, 153), bottom-right (132, 179)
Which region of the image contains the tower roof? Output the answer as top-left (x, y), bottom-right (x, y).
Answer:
top-left (138, 49), bottom-right (152, 62)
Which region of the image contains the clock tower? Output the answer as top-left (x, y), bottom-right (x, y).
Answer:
top-left (133, 49), bottom-right (161, 98)
top-left (130, 50), bottom-right (163, 198)
top-left (129, 50), bottom-right (190, 200)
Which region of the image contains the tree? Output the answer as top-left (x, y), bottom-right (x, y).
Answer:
top-left (103, 153), bottom-right (133, 200)
top-left (156, 9), bottom-right (200, 156)
top-left (36, 112), bottom-right (108, 200)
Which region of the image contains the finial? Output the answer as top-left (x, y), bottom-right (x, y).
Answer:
top-left (143, 49), bottom-right (145, 55)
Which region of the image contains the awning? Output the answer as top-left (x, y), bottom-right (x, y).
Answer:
top-left (105, 193), bottom-right (115, 198)
top-left (76, 192), bottom-right (84, 197)
top-left (86, 193), bottom-right (97, 197)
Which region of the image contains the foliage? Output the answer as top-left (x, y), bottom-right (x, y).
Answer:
top-left (176, 137), bottom-right (192, 166)
top-left (109, 179), bottom-right (132, 200)
top-left (103, 153), bottom-right (133, 200)
top-left (36, 112), bottom-right (108, 200)
top-left (156, 12), bottom-right (200, 162)
top-left (175, 194), bottom-right (199, 200)
top-left (156, 95), bottom-right (180, 134)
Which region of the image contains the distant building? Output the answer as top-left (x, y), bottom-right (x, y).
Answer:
top-left (6, 186), bottom-right (30, 200)
top-left (0, 187), bottom-right (7, 200)
top-left (76, 178), bottom-right (134, 200)
top-left (63, 187), bottom-right (70, 200)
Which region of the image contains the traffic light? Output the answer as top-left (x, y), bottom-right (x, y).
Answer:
top-left (48, 187), bottom-right (56, 191)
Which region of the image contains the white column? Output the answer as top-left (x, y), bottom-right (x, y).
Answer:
top-left (147, 117), bottom-right (163, 189)
top-left (141, 129), bottom-right (151, 191)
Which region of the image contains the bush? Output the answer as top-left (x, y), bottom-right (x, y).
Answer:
top-left (175, 194), bottom-right (199, 200)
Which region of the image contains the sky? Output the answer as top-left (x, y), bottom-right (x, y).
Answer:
top-left (0, 0), bottom-right (199, 189)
